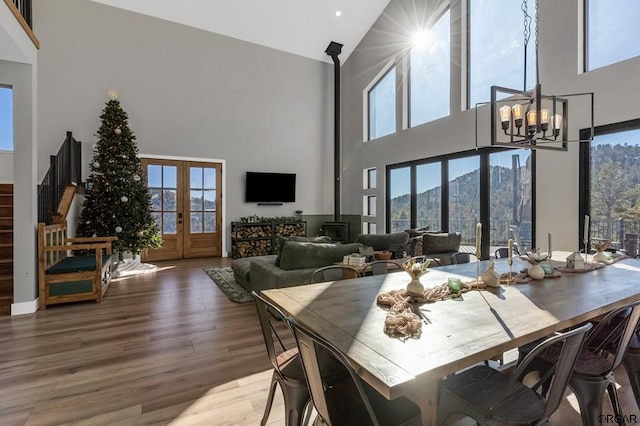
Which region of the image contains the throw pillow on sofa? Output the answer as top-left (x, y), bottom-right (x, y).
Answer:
top-left (275, 235), bottom-right (332, 266)
top-left (279, 241), bottom-right (364, 271)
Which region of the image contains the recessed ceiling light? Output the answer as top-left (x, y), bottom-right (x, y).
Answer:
top-left (335, 11), bottom-right (342, 17)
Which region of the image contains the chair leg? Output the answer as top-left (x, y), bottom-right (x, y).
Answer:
top-left (261, 372), bottom-right (279, 426)
top-left (280, 380), bottom-right (310, 426)
top-left (569, 377), bottom-right (609, 426)
top-left (605, 376), bottom-right (624, 426)
top-left (623, 353), bottom-right (640, 410)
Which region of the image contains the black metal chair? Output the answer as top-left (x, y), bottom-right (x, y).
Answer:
top-left (361, 260), bottom-right (403, 276)
top-left (288, 317), bottom-right (422, 426)
top-left (494, 246), bottom-right (520, 259)
top-left (309, 265), bottom-right (361, 284)
top-left (450, 252), bottom-right (471, 264)
top-left (516, 300), bottom-right (640, 426)
top-left (437, 322), bottom-right (592, 426)
top-left (251, 291), bottom-right (311, 426)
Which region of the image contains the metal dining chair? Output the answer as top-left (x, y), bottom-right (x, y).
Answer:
top-left (450, 252), bottom-right (471, 264)
top-left (516, 299), bottom-right (640, 426)
top-left (437, 322), bottom-right (592, 426)
top-left (288, 316), bottom-right (422, 426)
top-left (251, 291), bottom-right (311, 426)
top-left (361, 260), bottom-right (403, 276)
top-left (309, 265), bottom-right (361, 283)
top-left (494, 247), bottom-right (520, 259)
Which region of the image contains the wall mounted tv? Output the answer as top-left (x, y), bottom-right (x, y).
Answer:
top-left (245, 172), bottom-right (296, 204)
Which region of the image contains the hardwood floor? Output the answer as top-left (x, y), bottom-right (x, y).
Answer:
top-left (0, 257), bottom-right (638, 425)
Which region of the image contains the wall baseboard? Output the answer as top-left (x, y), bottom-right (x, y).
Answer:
top-left (11, 298), bottom-right (39, 316)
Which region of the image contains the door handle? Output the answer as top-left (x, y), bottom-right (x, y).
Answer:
top-left (178, 212), bottom-right (183, 224)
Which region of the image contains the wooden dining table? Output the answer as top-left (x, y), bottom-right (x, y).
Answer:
top-left (261, 252), bottom-right (640, 425)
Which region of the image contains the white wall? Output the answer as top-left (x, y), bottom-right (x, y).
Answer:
top-left (0, 151), bottom-right (11, 182)
top-left (340, 0), bottom-right (640, 252)
top-left (34, 0), bottom-right (335, 248)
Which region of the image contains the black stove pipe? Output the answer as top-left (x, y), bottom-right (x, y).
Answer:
top-left (325, 41), bottom-right (343, 222)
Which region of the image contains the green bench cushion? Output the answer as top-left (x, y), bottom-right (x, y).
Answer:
top-left (46, 254), bottom-right (112, 275)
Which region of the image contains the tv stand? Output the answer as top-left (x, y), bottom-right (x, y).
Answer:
top-left (257, 202), bottom-right (283, 206)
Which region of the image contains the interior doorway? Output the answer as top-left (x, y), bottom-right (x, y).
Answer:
top-left (141, 158), bottom-right (222, 261)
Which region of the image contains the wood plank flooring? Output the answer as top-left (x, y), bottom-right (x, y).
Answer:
top-left (0, 257), bottom-right (638, 425)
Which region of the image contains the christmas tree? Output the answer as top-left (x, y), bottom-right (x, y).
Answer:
top-left (77, 90), bottom-right (162, 259)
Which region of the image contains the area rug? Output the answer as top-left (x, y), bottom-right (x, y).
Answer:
top-left (203, 266), bottom-right (253, 303)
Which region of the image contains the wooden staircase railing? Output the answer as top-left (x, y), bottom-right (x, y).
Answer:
top-left (3, 0), bottom-right (39, 49)
top-left (0, 184), bottom-right (13, 314)
top-left (37, 131), bottom-right (82, 224)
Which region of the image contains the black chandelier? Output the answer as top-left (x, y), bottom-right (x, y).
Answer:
top-left (488, 0), bottom-right (594, 151)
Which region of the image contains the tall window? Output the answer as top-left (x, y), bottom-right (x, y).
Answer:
top-left (448, 157), bottom-right (480, 244)
top-left (0, 86), bottom-right (13, 151)
top-left (468, 0), bottom-right (536, 108)
top-left (581, 120), bottom-right (640, 256)
top-left (410, 9), bottom-right (450, 127)
top-left (389, 167), bottom-right (411, 232)
top-left (416, 163), bottom-right (441, 230)
top-left (387, 149), bottom-right (535, 257)
top-left (489, 150), bottom-right (532, 252)
top-left (368, 66), bottom-right (396, 140)
top-left (586, 0), bottom-right (640, 71)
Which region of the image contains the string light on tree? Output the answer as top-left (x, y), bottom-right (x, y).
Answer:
top-left (121, 196), bottom-right (128, 202)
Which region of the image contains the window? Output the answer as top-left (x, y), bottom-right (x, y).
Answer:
top-left (580, 120), bottom-right (640, 256)
top-left (448, 157), bottom-right (480, 244)
top-left (586, 0), bottom-right (640, 71)
top-left (416, 163), bottom-right (441, 230)
top-left (410, 9), bottom-right (450, 127)
top-left (0, 86), bottom-right (13, 151)
top-left (368, 66), bottom-right (396, 140)
top-left (363, 222), bottom-right (377, 234)
top-left (364, 168), bottom-right (377, 189)
top-left (387, 149), bottom-right (536, 257)
top-left (489, 150), bottom-right (532, 252)
top-left (468, 0), bottom-right (536, 108)
top-left (388, 167), bottom-right (411, 232)
top-left (364, 195), bottom-right (377, 216)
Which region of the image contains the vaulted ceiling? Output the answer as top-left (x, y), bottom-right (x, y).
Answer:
top-left (90, 0), bottom-right (392, 62)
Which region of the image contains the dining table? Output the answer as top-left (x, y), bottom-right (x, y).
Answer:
top-left (260, 251), bottom-right (640, 425)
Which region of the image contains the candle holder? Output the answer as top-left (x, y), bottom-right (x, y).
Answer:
top-left (583, 239), bottom-right (589, 265)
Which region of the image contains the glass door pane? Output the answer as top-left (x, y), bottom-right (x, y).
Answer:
top-left (188, 166), bottom-right (217, 234)
top-left (148, 164), bottom-right (177, 235)
top-left (389, 167), bottom-right (411, 232)
top-left (448, 157), bottom-right (480, 249)
top-left (416, 163), bottom-right (441, 231)
top-left (489, 150), bottom-right (532, 254)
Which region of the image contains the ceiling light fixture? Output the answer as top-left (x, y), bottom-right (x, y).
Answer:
top-left (335, 10), bottom-right (342, 17)
top-left (486, 0), bottom-right (594, 151)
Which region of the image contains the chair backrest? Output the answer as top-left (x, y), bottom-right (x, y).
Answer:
top-left (584, 299), bottom-right (640, 374)
top-left (450, 252), bottom-right (470, 264)
top-left (309, 265), bottom-right (361, 284)
top-left (288, 317), bottom-right (381, 426)
top-left (509, 322), bottom-right (593, 420)
top-left (251, 291), bottom-right (296, 377)
top-left (494, 248), bottom-right (509, 259)
top-left (361, 260), bottom-right (402, 276)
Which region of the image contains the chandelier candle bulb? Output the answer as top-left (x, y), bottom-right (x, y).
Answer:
top-left (476, 223), bottom-right (482, 259)
top-left (500, 105), bottom-right (511, 130)
top-left (512, 103), bottom-right (524, 127)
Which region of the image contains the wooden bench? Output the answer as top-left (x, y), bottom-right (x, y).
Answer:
top-left (38, 221), bottom-right (117, 309)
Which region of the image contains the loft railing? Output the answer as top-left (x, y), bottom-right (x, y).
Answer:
top-left (4, 0), bottom-right (39, 48)
top-left (37, 132), bottom-right (82, 224)
top-left (10, 0), bottom-right (31, 28)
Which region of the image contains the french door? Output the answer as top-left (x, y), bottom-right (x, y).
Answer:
top-left (141, 158), bottom-right (222, 261)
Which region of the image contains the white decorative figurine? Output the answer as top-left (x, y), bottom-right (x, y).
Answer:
top-left (481, 260), bottom-right (501, 288)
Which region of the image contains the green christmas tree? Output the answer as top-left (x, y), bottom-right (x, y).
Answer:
top-left (77, 91), bottom-right (162, 259)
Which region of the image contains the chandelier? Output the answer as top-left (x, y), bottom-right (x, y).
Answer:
top-left (488, 0), bottom-right (594, 151)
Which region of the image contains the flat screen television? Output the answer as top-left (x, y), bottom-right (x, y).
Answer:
top-left (245, 172), bottom-right (296, 203)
